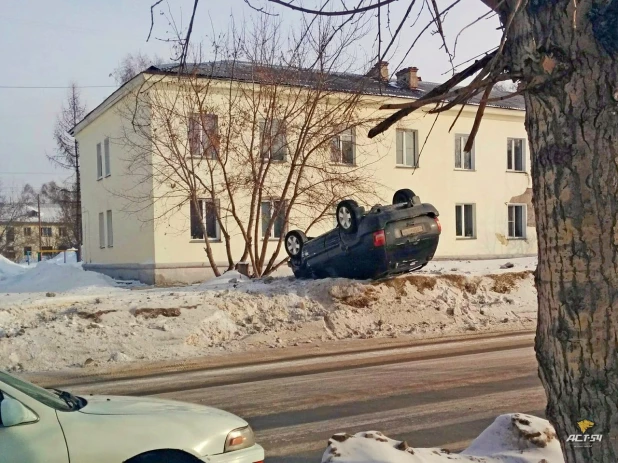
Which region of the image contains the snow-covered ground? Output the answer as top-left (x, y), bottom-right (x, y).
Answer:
top-left (322, 413), bottom-right (563, 463)
top-left (0, 257), bottom-right (537, 372)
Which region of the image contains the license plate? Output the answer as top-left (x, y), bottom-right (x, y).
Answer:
top-left (401, 225), bottom-right (424, 237)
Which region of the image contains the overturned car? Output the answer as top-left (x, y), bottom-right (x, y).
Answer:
top-left (285, 189), bottom-right (441, 280)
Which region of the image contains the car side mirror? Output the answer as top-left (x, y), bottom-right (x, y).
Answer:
top-left (1, 396), bottom-right (38, 427)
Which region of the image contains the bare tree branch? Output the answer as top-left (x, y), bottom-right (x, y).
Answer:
top-left (266, 0), bottom-right (398, 16)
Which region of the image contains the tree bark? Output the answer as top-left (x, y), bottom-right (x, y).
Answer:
top-left (508, 1), bottom-right (618, 460)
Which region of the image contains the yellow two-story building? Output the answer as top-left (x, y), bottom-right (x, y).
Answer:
top-left (72, 61), bottom-right (534, 285)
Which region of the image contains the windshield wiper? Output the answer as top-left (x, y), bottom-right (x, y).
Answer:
top-left (51, 389), bottom-right (82, 409)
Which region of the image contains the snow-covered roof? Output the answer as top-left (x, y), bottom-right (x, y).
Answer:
top-left (0, 204), bottom-right (64, 224)
top-left (149, 61), bottom-right (525, 111)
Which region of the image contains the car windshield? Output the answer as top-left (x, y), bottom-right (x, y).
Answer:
top-left (0, 371), bottom-right (84, 412)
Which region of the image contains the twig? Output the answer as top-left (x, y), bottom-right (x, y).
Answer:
top-left (427, 0), bottom-right (454, 72)
top-left (452, 0), bottom-right (504, 58)
top-left (464, 83), bottom-right (493, 153)
top-left (147, 0), bottom-right (165, 41)
top-left (448, 102), bottom-right (466, 132)
top-left (368, 51), bottom-right (496, 138)
top-left (244, 0), bottom-right (279, 15)
top-left (266, 0), bottom-right (398, 16)
top-left (379, 0), bottom-right (417, 63)
top-left (391, 0), bottom-right (462, 78)
top-left (178, 0), bottom-right (200, 72)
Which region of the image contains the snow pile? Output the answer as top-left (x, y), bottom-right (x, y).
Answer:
top-left (0, 258), bottom-right (537, 372)
top-left (46, 251), bottom-right (78, 265)
top-left (0, 261), bottom-right (117, 293)
top-left (195, 270), bottom-right (249, 289)
top-left (0, 255), bottom-right (25, 281)
top-left (321, 414), bottom-right (563, 463)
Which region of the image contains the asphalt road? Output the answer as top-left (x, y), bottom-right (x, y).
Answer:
top-left (55, 332), bottom-right (544, 463)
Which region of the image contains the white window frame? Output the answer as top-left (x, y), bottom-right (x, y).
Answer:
top-left (331, 128), bottom-right (356, 165)
top-left (106, 210), bottom-right (113, 248)
top-left (96, 143), bottom-right (103, 180)
top-left (507, 138), bottom-right (526, 172)
top-left (104, 137), bottom-right (111, 177)
top-left (507, 204), bottom-right (527, 239)
top-left (98, 212), bottom-right (105, 249)
top-left (455, 203), bottom-right (476, 239)
top-left (455, 134), bottom-right (475, 170)
top-left (259, 119), bottom-right (288, 162)
top-left (261, 199), bottom-right (287, 240)
top-left (396, 129), bottom-right (419, 168)
top-left (190, 199), bottom-right (221, 241)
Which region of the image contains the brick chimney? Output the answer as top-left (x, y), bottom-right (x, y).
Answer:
top-left (366, 61), bottom-right (389, 82)
top-left (396, 66), bottom-right (421, 90)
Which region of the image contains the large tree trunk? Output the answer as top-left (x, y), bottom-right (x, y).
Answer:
top-left (508, 1), bottom-right (618, 461)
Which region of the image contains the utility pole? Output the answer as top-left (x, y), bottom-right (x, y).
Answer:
top-left (37, 194), bottom-right (42, 261)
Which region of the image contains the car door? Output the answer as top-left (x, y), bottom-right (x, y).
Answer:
top-left (0, 389), bottom-right (70, 463)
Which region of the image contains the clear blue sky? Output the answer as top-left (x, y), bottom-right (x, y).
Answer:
top-left (0, 0), bottom-right (500, 195)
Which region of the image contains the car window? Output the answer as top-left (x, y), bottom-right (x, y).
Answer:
top-left (0, 372), bottom-right (73, 412)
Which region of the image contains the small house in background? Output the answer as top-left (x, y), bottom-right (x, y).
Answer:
top-left (0, 204), bottom-right (71, 262)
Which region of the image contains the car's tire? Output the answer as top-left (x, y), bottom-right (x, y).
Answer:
top-left (392, 188), bottom-right (416, 205)
top-left (336, 200), bottom-right (359, 234)
top-left (284, 230), bottom-right (307, 258)
top-left (125, 450), bottom-right (201, 463)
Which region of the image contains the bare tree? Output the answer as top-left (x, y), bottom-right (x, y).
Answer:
top-left (111, 51), bottom-right (163, 86)
top-left (0, 182), bottom-right (28, 259)
top-left (162, 1), bottom-right (618, 461)
top-left (119, 17), bottom-right (383, 278)
top-left (50, 83), bottom-right (86, 255)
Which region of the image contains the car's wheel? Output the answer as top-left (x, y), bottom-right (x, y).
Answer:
top-left (125, 450), bottom-right (200, 463)
top-left (393, 188), bottom-right (416, 205)
top-left (336, 200), bottom-right (359, 234)
top-left (285, 230), bottom-right (307, 258)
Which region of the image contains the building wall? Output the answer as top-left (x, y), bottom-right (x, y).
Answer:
top-left (76, 83), bottom-right (156, 269)
top-left (75, 76), bottom-right (536, 284)
top-left (0, 223), bottom-right (70, 262)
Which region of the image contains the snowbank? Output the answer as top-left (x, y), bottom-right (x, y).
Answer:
top-left (0, 258), bottom-right (537, 372)
top-left (322, 414), bottom-right (563, 463)
top-left (0, 255), bottom-right (25, 281)
top-left (0, 261), bottom-right (117, 293)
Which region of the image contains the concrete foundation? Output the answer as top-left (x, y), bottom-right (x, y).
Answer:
top-left (84, 253), bottom-right (537, 286)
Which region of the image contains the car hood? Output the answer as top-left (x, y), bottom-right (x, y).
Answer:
top-left (79, 395), bottom-right (245, 423)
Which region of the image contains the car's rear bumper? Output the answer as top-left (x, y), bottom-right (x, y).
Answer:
top-left (203, 444), bottom-right (265, 463)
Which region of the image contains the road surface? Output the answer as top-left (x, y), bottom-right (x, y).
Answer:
top-left (49, 332), bottom-right (545, 463)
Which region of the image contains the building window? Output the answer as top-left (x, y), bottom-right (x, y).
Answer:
top-left (455, 134), bottom-right (474, 170)
top-left (261, 199), bottom-right (287, 239)
top-left (6, 227), bottom-right (15, 243)
top-left (190, 199), bottom-right (220, 240)
top-left (455, 204), bottom-right (475, 238)
top-left (188, 113), bottom-right (219, 159)
top-left (104, 137), bottom-right (111, 177)
top-left (508, 204), bottom-right (526, 238)
top-left (259, 119), bottom-right (287, 161)
top-left (507, 138), bottom-right (525, 172)
top-left (396, 129), bottom-right (419, 167)
top-left (59, 227), bottom-right (67, 238)
top-left (97, 142), bottom-right (103, 179)
top-left (106, 210), bottom-right (113, 247)
top-left (41, 227), bottom-right (52, 237)
top-left (99, 212), bottom-right (105, 248)
top-left (23, 246), bottom-right (32, 257)
top-left (24, 227), bottom-right (32, 236)
top-left (331, 128), bottom-right (355, 165)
